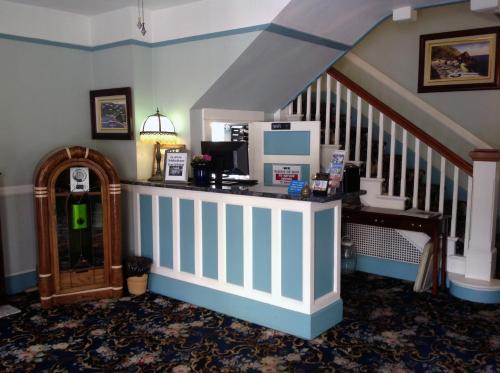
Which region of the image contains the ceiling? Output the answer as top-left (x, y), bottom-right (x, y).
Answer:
top-left (5, 0), bottom-right (204, 16)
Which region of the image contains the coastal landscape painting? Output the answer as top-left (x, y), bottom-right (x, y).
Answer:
top-left (418, 27), bottom-right (500, 92)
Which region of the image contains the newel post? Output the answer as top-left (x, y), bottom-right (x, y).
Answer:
top-left (465, 149), bottom-right (500, 281)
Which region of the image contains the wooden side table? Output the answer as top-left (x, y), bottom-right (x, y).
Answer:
top-left (343, 206), bottom-right (449, 296)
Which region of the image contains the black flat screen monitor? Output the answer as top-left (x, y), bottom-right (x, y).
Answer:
top-left (201, 141), bottom-right (249, 183)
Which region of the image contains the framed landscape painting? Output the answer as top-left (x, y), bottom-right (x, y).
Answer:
top-left (418, 27), bottom-right (500, 92)
top-left (90, 87), bottom-right (133, 139)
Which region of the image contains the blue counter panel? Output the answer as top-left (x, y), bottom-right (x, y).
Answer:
top-left (263, 164), bottom-right (310, 187)
top-left (281, 211), bottom-right (303, 301)
top-left (314, 208), bottom-right (334, 299)
top-left (149, 273), bottom-right (343, 339)
top-left (180, 199), bottom-right (195, 274)
top-left (252, 207), bottom-right (272, 293)
top-left (263, 131), bottom-right (310, 155)
top-left (159, 197), bottom-right (173, 269)
top-left (226, 204), bottom-right (244, 286)
top-left (202, 201), bottom-right (218, 280)
top-left (139, 194), bottom-right (153, 259)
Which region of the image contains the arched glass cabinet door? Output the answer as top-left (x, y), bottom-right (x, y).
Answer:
top-left (54, 166), bottom-right (106, 291)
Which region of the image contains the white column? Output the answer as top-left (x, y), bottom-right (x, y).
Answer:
top-left (465, 150), bottom-right (500, 281)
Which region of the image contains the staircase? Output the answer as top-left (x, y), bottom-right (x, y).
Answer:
top-left (282, 67), bottom-right (475, 262)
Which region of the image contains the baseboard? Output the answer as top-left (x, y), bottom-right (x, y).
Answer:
top-left (356, 255), bottom-right (418, 282)
top-left (5, 270), bottom-right (37, 295)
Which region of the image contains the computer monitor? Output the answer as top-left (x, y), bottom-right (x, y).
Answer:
top-left (201, 141), bottom-right (249, 184)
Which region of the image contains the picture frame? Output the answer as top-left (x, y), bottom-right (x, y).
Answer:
top-left (152, 144), bottom-right (186, 176)
top-left (164, 151), bottom-right (188, 182)
top-left (90, 87), bottom-right (133, 139)
top-left (418, 27), bottom-right (500, 93)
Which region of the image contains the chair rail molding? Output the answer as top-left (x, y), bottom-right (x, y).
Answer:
top-left (0, 185), bottom-right (33, 196)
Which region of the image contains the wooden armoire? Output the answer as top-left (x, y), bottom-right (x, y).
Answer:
top-left (34, 146), bottom-right (122, 308)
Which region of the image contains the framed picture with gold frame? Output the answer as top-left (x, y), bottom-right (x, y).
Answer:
top-left (418, 27), bottom-right (500, 93)
top-left (90, 87), bottom-right (133, 139)
top-left (153, 144), bottom-right (186, 176)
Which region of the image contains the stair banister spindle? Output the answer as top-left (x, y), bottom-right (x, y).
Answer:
top-left (450, 166), bottom-right (459, 238)
top-left (400, 129), bottom-right (407, 197)
top-left (377, 113), bottom-right (384, 179)
top-left (425, 146), bottom-right (432, 211)
top-left (327, 67), bottom-right (472, 176)
top-left (306, 86), bottom-right (312, 121)
top-left (297, 94), bottom-right (302, 115)
top-left (439, 156), bottom-right (446, 213)
top-left (315, 77), bottom-right (321, 121)
top-left (325, 75), bottom-right (332, 145)
top-left (413, 138), bottom-right (420, 208)
top-left (355, 96), bottom-right (362, 161)
top-left (388, 121), bottom-right (396, 196)
top-left (335, 81), bottom-right (341, 145)
top-left (345, 89), bottom-right (352, 160)
top-left (463, 175), bottom-right (473, 253)
top-left (288, 102), bottom-right (293, 116)
top-left (366, 105), bottom-right (373, 178)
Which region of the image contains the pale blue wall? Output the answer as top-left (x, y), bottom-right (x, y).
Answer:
top-left (0, 30), bottom-right (261, 290)
top-left (335, 2), bottom-right (500, 154)
top-left (0, 39), bottom-right (94, 186)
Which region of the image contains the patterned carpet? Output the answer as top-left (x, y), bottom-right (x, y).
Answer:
top-left (0, 272), bottom-right (499, 372)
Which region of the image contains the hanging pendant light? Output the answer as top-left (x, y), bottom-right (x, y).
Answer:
top-left (137, 0), bottom-right (146, 36)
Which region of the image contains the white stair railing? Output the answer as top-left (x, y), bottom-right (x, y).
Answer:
top-left (282, 69), bottom-right (474, 255)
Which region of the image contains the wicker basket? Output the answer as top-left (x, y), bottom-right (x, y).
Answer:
top-left (127, 274), bottom-right (148, 295)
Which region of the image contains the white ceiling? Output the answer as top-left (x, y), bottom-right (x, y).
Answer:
top-left (5, 0), bottom-right (204, 16)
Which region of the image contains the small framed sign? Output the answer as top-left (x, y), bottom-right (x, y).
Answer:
top-left (164, 151), bottom-right (188, 182)
top-left (288, 180), bottom-right (306, 195)
top-left (272, 165), bottom-right (301, 185)
top-left (271, 122), bottom-right (291, 130)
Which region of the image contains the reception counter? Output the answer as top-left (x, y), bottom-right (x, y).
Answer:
top-left (122, 181), bottom-right (346, 339)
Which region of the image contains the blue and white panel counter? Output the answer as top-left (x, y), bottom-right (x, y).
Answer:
top-left (122, 181), bottom-right (344, 339)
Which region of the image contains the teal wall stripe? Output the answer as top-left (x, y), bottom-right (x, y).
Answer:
top-left (139, 194), bottom-right (153, 260)
top-left (314, 208), bottom-right (334, 300)
top-left (263, 131), bottom-right (310, 155)
top-left (180, 199), bottom-right (195, 274)
top-left (5, 271), bottom-right (37, 295)
top-left (226, 204), bottom-right (244, 286)
top-left (0, 24), bottom-right (269, 52)
top-left (281, 211), bottom-right (303, 301)
top-left (0, 22), bottom-right (358, 52)
top-left (0, 32), bottom-right (93, 51)
top-left (152, 24), bottom-right (269, 47)
top-left (202, 201), bottom-right (218, 280)
top-left (158, 197), bottom-right (173, 269)
top-left (149, 273), bottom-right (343, 339)
top-left (357, 255), bottom-right (418, 282)
top-left (252, 207), bottom-right (272, 293)
top-left (263, 164), bottom-right (310, 186)
top-left (266, 24), bottom-right (351, 50)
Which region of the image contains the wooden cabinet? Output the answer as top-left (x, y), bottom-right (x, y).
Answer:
top-left (34, 146), bottom-right (122, 307)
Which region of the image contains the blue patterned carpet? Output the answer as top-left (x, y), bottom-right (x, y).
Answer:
top-left (0, 272), bottom-right (499, 372)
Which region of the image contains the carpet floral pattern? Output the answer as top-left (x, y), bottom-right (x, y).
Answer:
top-left (0, 272), bottom-right (499, 372)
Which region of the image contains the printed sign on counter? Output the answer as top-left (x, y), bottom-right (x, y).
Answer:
top-left (272, 165), bottom-right (301, 185)
top-left (164, 152), bottom-right (188, 182)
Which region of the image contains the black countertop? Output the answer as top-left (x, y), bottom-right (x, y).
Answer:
top-left (122, 180), bottom-right (364, 204)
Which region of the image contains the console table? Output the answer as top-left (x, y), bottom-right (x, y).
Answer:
top-left (343, 206), bottom-right (448, 295)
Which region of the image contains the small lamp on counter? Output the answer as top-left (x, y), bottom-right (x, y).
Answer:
top-left (140, 108), bottom-right (178, 181)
